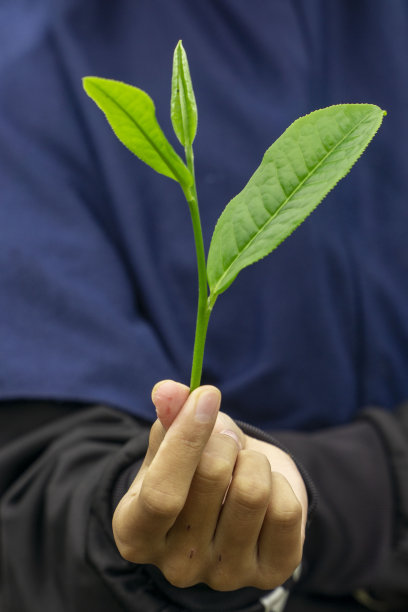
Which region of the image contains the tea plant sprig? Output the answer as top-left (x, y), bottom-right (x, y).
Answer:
top-left (83, 40), bottom-right (385, 392)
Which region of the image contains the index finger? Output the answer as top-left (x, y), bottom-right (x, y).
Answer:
top-left (138, 386), bottom-right (221, 530)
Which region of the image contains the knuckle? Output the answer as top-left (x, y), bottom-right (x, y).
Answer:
top-left (234, 477), bottom-right (271, 510)
top-left (207, 570), bottom-right (239, 592)
top-left (270, 499), bottom-right (302, 530)
top-left (161, 561), bottom-right (197, 589)
top-left (207, 558), bottom-right (253, 592)
top-left (162, 568), bottom-right (187, 588)
top-left (115, 542), bottom-right (139, 564)
top-left (112, 521), bottom-right (128, 553)
top-left (112, 500), bottom-right (134, 548)
top-left (112, 503), bottom-right (150, 564)
top-left (254, 570), bottom-right (283, 591)
top-left (196, 453), bottom-right (232, 484)
top-left (140, 483), bottom-right (184, 519)
top-left (178, 430), bottom-right (207, 454)
top-left (207, 576), bottom-right (228, 591)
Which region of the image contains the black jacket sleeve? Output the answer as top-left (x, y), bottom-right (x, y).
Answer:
top-left (0, 403), bottom-right (156, 612)
top-left (272, 403), bottom-right (408, 611)
top-left (0, 403), bottom-right (272, 612)
top-left (1, 402), bottom-right (407, 612)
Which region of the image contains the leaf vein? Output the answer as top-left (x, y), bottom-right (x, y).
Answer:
top-left (212, 111), bottom-right (375, 295)
top-left (91, 80), bottom-right (188, 186)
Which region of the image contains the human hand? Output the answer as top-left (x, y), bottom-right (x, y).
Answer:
top-left (112, 381), bottom-right (306, 591)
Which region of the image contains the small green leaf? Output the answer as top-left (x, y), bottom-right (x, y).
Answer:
top-left (207, 104), bottom-right (386, 299)
top-left (171, 40), bottom-right (198, 147)
top-left (83, 76), bottom-right (192, 187)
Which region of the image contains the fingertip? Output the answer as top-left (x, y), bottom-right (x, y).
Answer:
top-left (151, 379), bottom-right (189, 405)
top-left (151, 380), bottom-right (191, 431)
top-left (191, 384), bottom-right (221, 399)
top-left (214, 411), bottom-right (245, 449)
top-left (194, 386), bottom-right (221, 424)
top-left (151, 379), bottom-right (172, 404)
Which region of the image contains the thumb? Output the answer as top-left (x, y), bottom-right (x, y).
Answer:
top-left (151, 379), bottom-right (190, 430)
top-left (152, 379), bottom-right (247, 451)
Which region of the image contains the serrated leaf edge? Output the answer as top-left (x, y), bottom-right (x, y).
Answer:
top-left (83, 76), bottom-right (192, 187)
top-left (208, 104), bottom-right (385, 298)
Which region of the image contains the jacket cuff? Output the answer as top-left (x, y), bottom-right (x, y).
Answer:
top-left (354, 403), bottom-right (408, 610)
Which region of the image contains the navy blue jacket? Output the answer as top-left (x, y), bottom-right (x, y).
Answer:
top-left (1, 0), bottom-right (407, 428)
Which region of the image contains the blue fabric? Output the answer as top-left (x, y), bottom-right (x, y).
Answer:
top-left (0, 0), bottom-right (407, 429)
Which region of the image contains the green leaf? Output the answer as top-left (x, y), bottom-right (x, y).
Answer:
top-left (207, 104), bottom-right (385, 300)
top-left (83, 76), bottom-right (192, 187)
top-left (171, 40), bottom-right (198, 147)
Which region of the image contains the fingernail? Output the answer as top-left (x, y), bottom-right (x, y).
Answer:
top-left (195, 388), bottom-right (220, 423)
top-left (220, 429), bottom-right (242, 450)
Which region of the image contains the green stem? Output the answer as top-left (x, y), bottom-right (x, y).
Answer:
top-left (182, 144), bottom-right (212, 391)
top-left (189, 297), bottom-right (212, 390)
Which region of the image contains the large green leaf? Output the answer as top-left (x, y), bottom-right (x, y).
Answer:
top-left (83, 77), bottom-right (192, 187)
top-left (171, 40), bottom-right (198, 147)
top-left (207, 104), bottom-right (385, 300)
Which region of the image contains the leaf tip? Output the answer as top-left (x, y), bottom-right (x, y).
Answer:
top-left (174, 40), bottom-right (185, 58)
top-left (82, 75), bottom-right (90, 91)
top-left (82, 76), bottom-right (99, 96)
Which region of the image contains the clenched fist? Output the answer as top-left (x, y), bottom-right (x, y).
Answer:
top-left (113, 380), bottom-right (307, 591)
